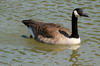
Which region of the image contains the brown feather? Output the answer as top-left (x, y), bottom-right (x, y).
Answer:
top-left (22, 19), bottom-right (71, 40)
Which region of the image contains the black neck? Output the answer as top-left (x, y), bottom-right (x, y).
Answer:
top-left (70, 12), bottom-right (79, 38)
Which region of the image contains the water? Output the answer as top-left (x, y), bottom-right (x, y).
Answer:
top-left (0, 0), bottom-right (100, 66)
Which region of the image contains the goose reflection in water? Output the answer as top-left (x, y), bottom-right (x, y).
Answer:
top-left (28, 40), bottom-right (80, 52)
top-left (69, 49), bottom-right (81, 66)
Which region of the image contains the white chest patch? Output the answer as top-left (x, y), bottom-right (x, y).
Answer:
top-left (67, 38), bottom-right (81, 44)
top-left (28, 27), bottom-right (35, 38)
top-left (56, 37), bottom-right (81, 44)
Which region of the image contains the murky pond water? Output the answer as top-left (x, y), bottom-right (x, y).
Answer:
top-left (0, 0), bottom-right (100, 66)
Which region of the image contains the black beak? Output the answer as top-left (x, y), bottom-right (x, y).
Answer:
top-left (82, 13), bottom-right (89, 17)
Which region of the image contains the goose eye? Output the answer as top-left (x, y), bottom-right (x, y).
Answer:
top-left (78, 12), bottom-right (83, 15)
top-left (78, 10), bottom-right (83, 15)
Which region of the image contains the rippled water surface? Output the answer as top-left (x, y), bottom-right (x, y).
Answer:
top-left (0, 0), bottom-right (100, 66)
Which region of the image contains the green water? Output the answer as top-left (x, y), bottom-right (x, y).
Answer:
top-left (0, 0), bottom-right (100, 66)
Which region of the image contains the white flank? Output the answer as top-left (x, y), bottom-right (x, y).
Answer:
top-left (28, 27), bottom-right (35, 38)
top-left (74, 10), bottom-right (80, 17)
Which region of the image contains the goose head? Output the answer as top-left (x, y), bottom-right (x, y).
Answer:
top-left (73, 8), bottom-right (89, 18)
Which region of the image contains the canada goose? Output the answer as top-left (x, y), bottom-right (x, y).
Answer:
top-left (22, 8), bottom-right (89, 44)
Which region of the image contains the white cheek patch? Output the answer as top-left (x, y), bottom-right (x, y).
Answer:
top-left (74, 10), bottom-right (80, 17)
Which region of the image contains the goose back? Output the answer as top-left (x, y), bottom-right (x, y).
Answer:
top-left (22, 20), bottom-right (71, 44)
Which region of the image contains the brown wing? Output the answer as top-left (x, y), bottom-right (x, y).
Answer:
top-left (42, 23), bottom-right (71, 38)
top-left (22, 19), bottom-right (71, 38)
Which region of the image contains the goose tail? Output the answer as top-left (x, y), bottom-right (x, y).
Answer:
top-left (22, 19), bottom-right (34, 27)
